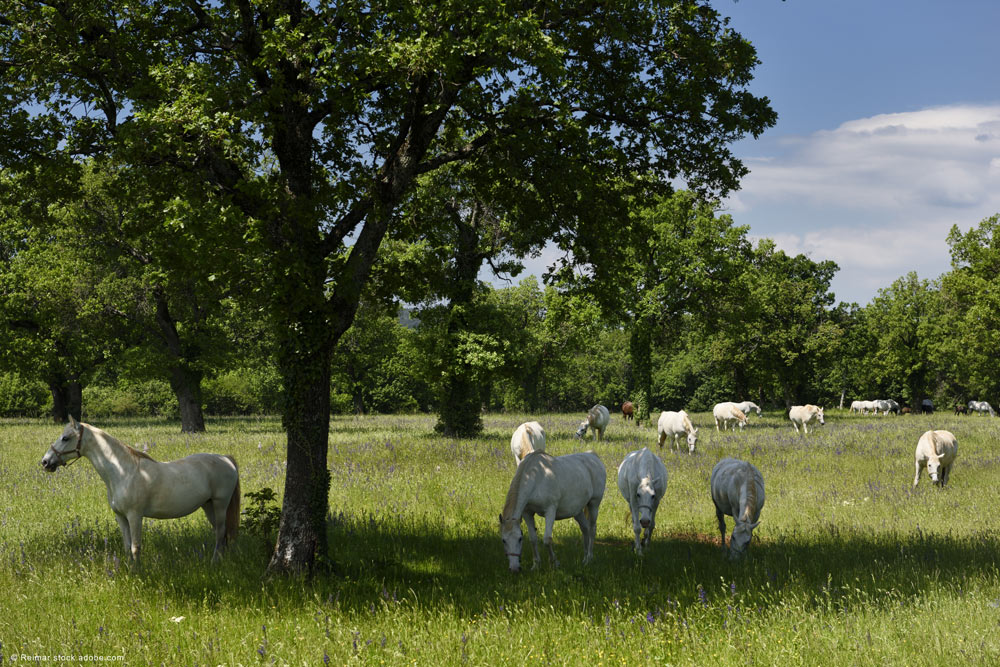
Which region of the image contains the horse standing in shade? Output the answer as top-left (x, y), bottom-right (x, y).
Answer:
top-left (657, 410), bottom-right (698, 453)
top-left (712, 402), bottom-right (748, 431)
top-left (621, 401), bottom-right (635, 421)
top-left (499, 451), bottom-right (606, 572)
top-left (617, 447), bottom-right (668, 555)
top-left (576, 404), bottom-right (611, 441)
top-left (913, 430), bottom-right (958, 488)
top-left (510, 421), bottom-right (546, 465)
top-left (710, 458), bottom-right (765, 559)
top-left (41, 417), bottom-right (240, 563)
top-left (789, 405), bottom-right (825, 434)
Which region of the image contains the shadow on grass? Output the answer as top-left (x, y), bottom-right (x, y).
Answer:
top-left (17, 508), bottom-right (1000, 619)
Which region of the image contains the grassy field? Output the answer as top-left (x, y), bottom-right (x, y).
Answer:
top-left (3, 410), bottom-right (1000, 665)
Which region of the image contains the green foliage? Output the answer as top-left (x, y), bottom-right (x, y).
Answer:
top-left (0, 372), bottom-right (50, 417)
top-left (83, 380), bottom-right (178, 419)
top-left (243, 487), bottom-right (282, 544)
top-left (204, 367), bottom-right (283, 416)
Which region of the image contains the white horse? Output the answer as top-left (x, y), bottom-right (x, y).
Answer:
top-left (499, 451), bottom-right (605, 572)
top-left (41, 417), bottom-right (240, 563)
top-left (510, 421), bottom-right (546, 465)
top-left (789, 405), bottom-right (824, 434)
top-left (968, 400), bottom-right (995, 417)
top-left (733, 401), bottom-right (762, 418)
top-left (913, 430), bottom-right (958, 487)
top-left (860, 400), bottom-right (877, 415)
top-left (710, 457), bottom-right (765, 559)
top-left (617, 448), bottom-right (668, 555)
top-left (849, 400), bottom-right (863, 414)
top-left (576, 404), bottom-right (611, 441)
top-left (657, 410), bottom-right (698, 453)
top-left (713, 403), bottom-right (748, 431)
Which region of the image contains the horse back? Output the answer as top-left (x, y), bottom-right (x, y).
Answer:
top-left (520, 452), bottom-right (605, 518)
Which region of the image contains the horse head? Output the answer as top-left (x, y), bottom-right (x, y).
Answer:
top-left (926, 459), bottom-right (943, 484)
top-left (729, 519), bottom-right (760, 559)
top-left (635, 480), bottom-right (657, 529)
top-left (815, 407), bottom-right (825, 425)
top-left (686, 428), bottom-right (698, 453)
top-left (499, 514), bottom-right (523, 573)
top-left (41, 416), bottom-right (85, 472)
top-left (575, 421), bottom-right (589, 439)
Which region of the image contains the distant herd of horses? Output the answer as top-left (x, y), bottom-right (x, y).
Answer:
top-left (850, 398), bottom-right (997, 417)
top-left (40, 399), bottom-right (970, 570)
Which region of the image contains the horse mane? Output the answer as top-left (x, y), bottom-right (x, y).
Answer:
top-left (742, 463), bottom-right (757, 520)
top-left (681, 412), bottom-right (694, 433)
top-left (127, 445), bottom-right (155, 461)
top-left (84, 423), bottom-right (155, 462)
top-left (731, 406), bottom-right (746, 420)
top-left (501, 459), bottom-right (529, 521)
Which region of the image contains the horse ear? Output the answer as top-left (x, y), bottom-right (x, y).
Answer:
top-left (498, 513), bottom-right (503, 525)
top-left (68, 415), bottom-right (78, 429)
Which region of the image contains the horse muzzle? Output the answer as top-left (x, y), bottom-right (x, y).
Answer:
top-left (41, 453), bottom-right (61, 472)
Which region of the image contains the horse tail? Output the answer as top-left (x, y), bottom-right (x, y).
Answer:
top-left (225, 455), bottom-right (241, 542)
top-left (742, 463), bottom-right (757, 520)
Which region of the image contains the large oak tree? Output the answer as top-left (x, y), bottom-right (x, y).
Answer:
top-left (1, 0), bottom-right (774, 573)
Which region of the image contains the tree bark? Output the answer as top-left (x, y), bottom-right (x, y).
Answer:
top-left (48, 374), bottom-right (82, 422)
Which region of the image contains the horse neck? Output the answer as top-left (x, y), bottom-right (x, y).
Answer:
top-left (501, 463), bottom-right (529, 521)
top-left (82, 426), bottom-right (138, 486)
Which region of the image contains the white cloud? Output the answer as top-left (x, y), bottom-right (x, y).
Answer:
top-left (730, 104), bottom-right (1000, 303)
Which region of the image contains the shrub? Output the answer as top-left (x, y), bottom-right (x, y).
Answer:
top-left (0, 373), bottom-right (50, 417)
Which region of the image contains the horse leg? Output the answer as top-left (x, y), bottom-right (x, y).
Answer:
top-left (523, 513), bottom-right (541, 570)
top-left (584, 499), bottom-right (600, 563)
top-left (113, 511), bottom-right (132, 556)
top-left (202, 499), bottom-right (228, 561)
top-left (542, 508), bottom-right (560, 568)
top-left (657, 430), bottom-right (666, 448)
top-left (573, 511), bottom-right (592, 563)
top-left (715, 505), bottom-right (727, 554)
top-left (630, 504), bottom-right (643, 554)
top-left (126, 513), bottom-right (143, 564)
top-left (913, 460), bottom-right (923, 487)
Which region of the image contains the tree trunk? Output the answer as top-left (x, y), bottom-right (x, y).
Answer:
top-left (169, 364), bottom-right (206, 433)
top-left (629, 315), bottom-right (653, 422)
top-left (268, 336), bottom-right (333, 574)
top-left (153, 291), bottom-right (206, 432)
top-left (49, 379), bottom-right (69, 423)
top-left (434, 209), bottom-right (484, 437)
top-left (48, 374), bottom-right (82, 422)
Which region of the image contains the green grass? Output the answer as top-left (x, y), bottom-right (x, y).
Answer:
top-left (3, 411), bottom-right (1000, 665)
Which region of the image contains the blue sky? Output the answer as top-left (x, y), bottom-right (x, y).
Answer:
top-left (714, 0), bottom-right (1000, 304)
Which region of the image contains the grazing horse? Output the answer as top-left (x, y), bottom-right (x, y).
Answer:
top-left (712, 402), bottom-right (748, 431)
top-left (901, 407), bottom-right (912, 415)
top-left (656, 410), bottom-right (698, 453)
top-left (849, 400), bottom-right (863, 414)
top-left (733, 401), bottom-right (762, 418)
top-left (710, 458), bottom-right (765, 559)
top-left (617, 448), bottom-right (668, 555)
top-left (621, 401), bottom-right (635, 421)
top-left (954, 403), bottom-right (968, 415)
top-left (41, 417), bottom-right (240, 563)
top-left (968, 400), bottom-right (995, 417)
top-left (510, 421), bottom-right (546, 465)
top-left (499, 451), bottom-right (606, 572)
top-left (789, 405), bottom-right (825, 434)
top-left (920, 399), bottom-right (934, 414)
top-left (576, 404), bottom-right (611, 441)
top-left (913, 430), bottom-right (958, 488)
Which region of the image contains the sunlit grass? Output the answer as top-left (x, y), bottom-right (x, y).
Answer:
top-left (2, 410), bottom-right (1000, 664)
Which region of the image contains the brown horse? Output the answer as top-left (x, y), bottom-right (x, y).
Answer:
top-left (622, 401), bottom-right (634, 420)
top-left (955, 403), bottom-right (968, 415)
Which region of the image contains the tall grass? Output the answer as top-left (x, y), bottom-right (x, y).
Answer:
top-left (2, 411), bottom-right (1000, 665)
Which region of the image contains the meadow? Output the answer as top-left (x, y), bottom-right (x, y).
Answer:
top-left (3, 410), bottom-right (1000, 665)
